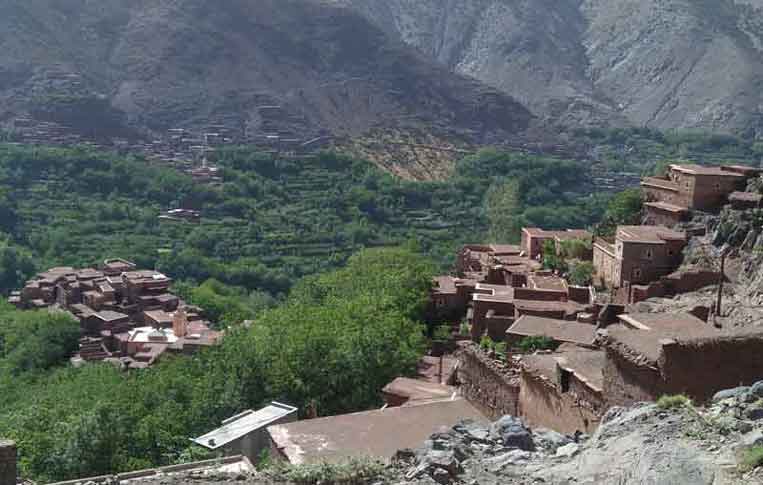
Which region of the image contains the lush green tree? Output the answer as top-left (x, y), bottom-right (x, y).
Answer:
top-left (596, 188), bottom-right (643, 237)
top-left (0, 305), bottom-right (80, 375)
top-left (485, 179), bottom-right (522, 243)
top-left (568, 261), bottom-right (595, 287)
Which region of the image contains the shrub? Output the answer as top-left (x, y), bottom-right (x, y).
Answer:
top-left (656, 394), bottom-right (692, 410)
top-left (568, 261), bottom-right (595, 287)
top-left (433, 325), bottom-right (452, 342)
top-left (480, 335), bottom-right (494, 351)
top-left (517, 336), bottom-right (559, 353)
top-left (459, 320), bottom-right (470, 336)
top-left (740, 446), bottom-right (763, 472)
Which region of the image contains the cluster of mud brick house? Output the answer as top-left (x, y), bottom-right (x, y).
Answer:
top-left (9, 259), bottom-right (221, 370)
top-left (426, 163), bottom-right (763, 436)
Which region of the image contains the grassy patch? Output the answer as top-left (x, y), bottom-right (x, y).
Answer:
top-left (656, 394), bottom-right (693, 410)
top-left (740, 446), bottom-right (763, 472)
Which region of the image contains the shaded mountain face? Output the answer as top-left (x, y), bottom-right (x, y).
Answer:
top-left (334, 0), bottom-right (763, 136)
top-left (0, 0), bottom-right (532, 143)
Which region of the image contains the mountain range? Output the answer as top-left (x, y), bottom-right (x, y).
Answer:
top-left (1, 0), bottom-right (763, 147)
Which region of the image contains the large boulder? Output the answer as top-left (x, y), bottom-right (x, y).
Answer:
top-left (490, 416), bottom-right (534, 451)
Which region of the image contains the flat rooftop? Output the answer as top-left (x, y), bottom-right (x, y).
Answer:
top-left (267, 399), bottom-right (485, 464)
top-left (382, 377), bottom-right (457, 403)
top-left (489, 244), bottom-right (521, 255)
top-left (528, 274), bottom-right (568, 292)
top-left (607, 312), bottom-right (718, 364)
top-left (192, 402), bottom-right (297, 450)
top-left (670, 164), bottom-right (744, 177)
top-left (508, 315), bottom-right (597, 346)
top-left (617, 225), bottom-right (686, 244)
top-left (521, 343), bottom-right (605, 392)
top-left (644, 201), bottom-right (689, 214)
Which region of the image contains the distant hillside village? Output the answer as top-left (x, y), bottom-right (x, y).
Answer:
top-left (9, 259), bottom-right (221, 370)
top-left (3, 163), bottom-right (763, 484)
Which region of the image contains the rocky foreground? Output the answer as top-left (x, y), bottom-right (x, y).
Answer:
top-left (391, 392), bottom-right (763, 485)
top-left (128, 383), bottom-right (763, 485)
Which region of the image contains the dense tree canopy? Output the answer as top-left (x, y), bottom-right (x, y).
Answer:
top-left (0, 246), bottom-right (433, 482)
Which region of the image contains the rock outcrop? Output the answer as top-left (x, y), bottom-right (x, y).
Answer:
top-left (391, 385), bottom-right (763, 484)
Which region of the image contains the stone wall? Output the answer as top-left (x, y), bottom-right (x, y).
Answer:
top-left (660, 333), bottom-right (763, 403)
top-left (0, 440), bottom-right (16, 485)
top-left (513, 287), bottom-right (567, 302)
top-left (518, 371), bottom-right (602, 434)
top-left (455, 343), bottom-right (519, 419)
top-left (602, 349), bottom-right (664, 407)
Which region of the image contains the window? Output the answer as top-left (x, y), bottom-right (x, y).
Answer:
top-left (633, 268), bottom-right (642, 279)
top-left (667, 249), bottom-right (674, 256)
top-left (559, 368), bottom-right (571, 393)
top-left (644, 249), bottom-right (653, 260)
top-left (715, 183), bottom-right (722, 191)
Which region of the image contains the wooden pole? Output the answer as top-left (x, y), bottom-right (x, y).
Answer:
top-left (715, 249), bottom-right (727, 317)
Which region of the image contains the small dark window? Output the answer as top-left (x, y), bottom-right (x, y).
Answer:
top-left (633, 268), bottom-right (642, 279)
top-left (559, 369), bottom-right (571, 393)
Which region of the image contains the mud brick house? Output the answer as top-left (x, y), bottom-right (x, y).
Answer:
top-left (642, 201), bottom-right (690, 227)
top-left (456, 244), bottom-right (522, 280)
top-left (428, 276), bottom-right (477, 321)
top-left (521, 228), bottom-right (593, 260)
top-left (641, 164), bottom-right (755, 214)
top-left (518, 344), bottom-right (605, 434)
top-left (593, 226), bottom-right (687, 289)
top-left (599, 312), bottom-right (763, 405)
top-left (267, 399), bottom-right (485, 464)
top-left (505, 315), bottom-right (598, 349)
top-left (470, 284), bottom-right (515, 340)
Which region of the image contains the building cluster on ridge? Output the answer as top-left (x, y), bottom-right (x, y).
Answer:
top-left (425, 162), bottom-right (763, 435)
top-left (9, 259), bottom-right (221, 369)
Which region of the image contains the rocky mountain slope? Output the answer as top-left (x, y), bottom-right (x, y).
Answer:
top-left (333, 0), bottom-right (763, 136)
top-left (0, 0), bottom-right (531, 145)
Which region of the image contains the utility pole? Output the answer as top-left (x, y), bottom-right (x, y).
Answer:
top-left (715, 247), bottom-right (729, 318)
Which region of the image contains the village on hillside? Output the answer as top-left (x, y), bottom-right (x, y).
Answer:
top-left (3, 163), bottom-right (763, 483)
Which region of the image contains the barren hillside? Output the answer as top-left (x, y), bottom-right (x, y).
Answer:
top-left (335, 0), bottom-right (763, 136)
top-left (0, 0), bottom-right (532, 145)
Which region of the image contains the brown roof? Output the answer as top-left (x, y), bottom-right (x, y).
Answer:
top-left (521, 343), bottom-right (605, 391)
top-left (528, 274), bottom-right (568, 292)
top-left (473, 284), bottom-right (514, 303)
top-left (513, 299), bottom-right (583, 315)
top-left (507, 315), bottom-right (597, 346)
top-left (94, 310), bottom-right (130, 322)
top-left (382, 377), bottom-right (456, 403)
top-left (522, 228), bottom-right (591, 241)
top-left (606, 312), bottom-right (718, 364)
top-left (670, 164), bottom-right (744, 177)
top-left (267, 399), bottom-right (485, 465)
top-left (641, 177), bottom-right (680, 192)
top-left (489, 244), bottom-right (521, 255)
top-left (644, 201), bottom-right (690, 214)
top-left (554, 229), bottom-right (592, 241)
top-left (617, 226), bottom-right (687, 244)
